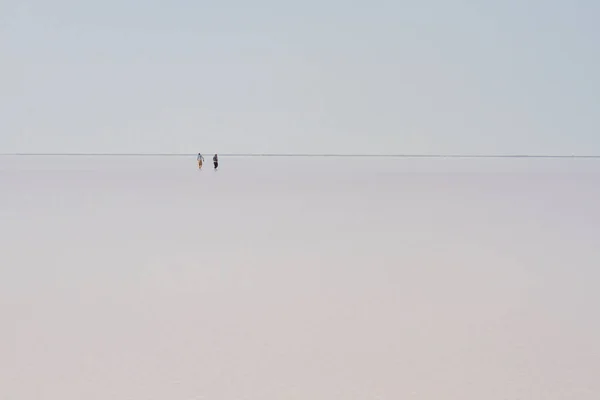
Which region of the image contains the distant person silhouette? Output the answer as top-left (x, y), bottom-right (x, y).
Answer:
top-left (197, 153), bottom-right (204, 169)
top-left (213, 154), bottom-right (218, 170)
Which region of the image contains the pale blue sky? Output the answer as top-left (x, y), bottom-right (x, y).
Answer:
top-left (1, 0), bottom-right (598, 154)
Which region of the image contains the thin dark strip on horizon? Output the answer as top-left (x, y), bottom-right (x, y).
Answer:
top-left (1, 153), bottom-right (600, 159)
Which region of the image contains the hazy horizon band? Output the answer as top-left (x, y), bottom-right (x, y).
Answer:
top-left (2, 153), bottom-right (600, 158)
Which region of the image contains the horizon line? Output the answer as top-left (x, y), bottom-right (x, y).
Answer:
top-left (1, 153), bottom-right (600, 159)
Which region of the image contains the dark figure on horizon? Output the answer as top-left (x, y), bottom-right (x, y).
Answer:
top-left (213, 154), bottom-right (218, 169)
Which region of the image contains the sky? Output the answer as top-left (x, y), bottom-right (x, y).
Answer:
top-left (1, 0), bottom-right (599, 155)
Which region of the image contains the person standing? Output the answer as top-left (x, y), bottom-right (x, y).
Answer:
top-left (197, 153), bottom-right (204, 169)
top-left (213, 154), bottom-right (218, 169)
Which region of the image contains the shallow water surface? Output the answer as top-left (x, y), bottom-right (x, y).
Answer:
top-left (1, 156), bottom-right (599, 399)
